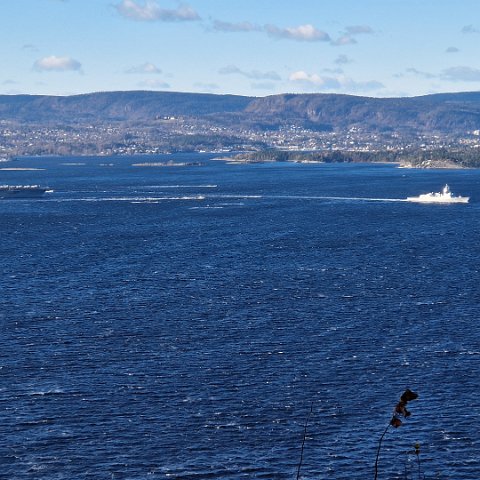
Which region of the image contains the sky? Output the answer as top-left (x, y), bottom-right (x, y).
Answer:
top-left (2, 0), bottom-right (480, 98)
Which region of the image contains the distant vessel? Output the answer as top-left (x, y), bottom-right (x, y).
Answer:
top-left (406, 184), bottom-right (469, 204)
top-left (0, 185), bottom-right (50, 199)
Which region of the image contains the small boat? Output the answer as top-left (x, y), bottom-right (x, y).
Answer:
top-left (406, 184), bottom-right (469, 204)
top-left (0, 185), bottom-right (51, 199)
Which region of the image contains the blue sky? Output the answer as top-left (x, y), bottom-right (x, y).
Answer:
top-left (2, 0), bottom-right (480, 98)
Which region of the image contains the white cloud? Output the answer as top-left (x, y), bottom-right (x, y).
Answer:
top-left (290, 71), bottom-right (340, 88)
top-left (266, 23), bottom-right (372, 45)
top-left (213, 20), bottom-right (330, 42)
top-left (115, 0), bottom-right (200, 22)
top-left (266, 24), bottom-right (330, 42)
top-left (33, 55), bottom-right (82, 72)
top-left (219, 65), bottom-right (281, 81)
top-left (289, 70), bottom-right (384, 93)
top-left (126, 62), bottom-right (162, 74)
top-left (211, 19), bottom-right (375, 48)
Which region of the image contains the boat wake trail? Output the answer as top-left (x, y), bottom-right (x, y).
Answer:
top-left (208, 194), bottom-right (408, 203)
top-left (50, 194), bottom-right (409, 204)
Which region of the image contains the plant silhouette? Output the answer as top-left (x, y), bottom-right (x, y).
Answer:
top-left (374, 389), bottom-right (419, 480)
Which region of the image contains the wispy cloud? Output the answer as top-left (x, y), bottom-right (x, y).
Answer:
top-left (289, 70), bottom-right (383, 93)
top-left (329, 24), bottom-right (373, 46)
top-left (290, 71), bottom-right (340, 88)
top-left (251, 82), bottom-right (276, 90)
top-left (330, 35), bottom-right (357, 46)
top-left (441, 66), bottom-right (480, 82)
top-left (265, 24), bottom-right (330, 42)
top-left (212, 20), bottom-right (331, 42)
top-left (138, 78), bottom-right (171, 89)
top-left (219, 65), bottom-right (281, 81)
top-left (323, 67), bottom-right (344, 74)
top-left (400, 65), bottom-right (480, 82)
top-left (334, 54), bottom-right (353, 65)
top-left (115, 0), bottom-right (200, 22)
top-left (406, 67), bottom-right (435, 79)
top-left (211, 18), bottom-right (374, 48)
top-left (33, 55), bottom-right (82, 72)
top-left (345, 25), bottom-right (374, 35)
top-left (22, 44), bottom-right (38, 52)
top-left (126, 62), bottom-right (162, 74)
top-left (193, 82), bottom-right (220, 92)
top-left (211, 20), bottom-right (261, 33)
top-left (461, 24), bottom-right (480, 34)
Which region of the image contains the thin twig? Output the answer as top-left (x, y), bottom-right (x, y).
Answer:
top-left (374, 423), bottom-right (390, 480)
top-left (416, 452), bottom-right (423, 480)
top-left (296, 402), bottom-right (314, 480)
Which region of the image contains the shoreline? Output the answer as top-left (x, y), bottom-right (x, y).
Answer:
top-left (5, 151), bottom-right (479, 169)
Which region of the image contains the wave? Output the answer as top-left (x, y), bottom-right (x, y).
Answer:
top-left (53, 195), bottom-right (207, 203)
top-left (0, 167), bottom-right (45, 171)
top-left (189, 206), bottom-right (224, 210)
top-left (27, 389), bottom-right (65, 397)
top-left (143, 184), bottom-right (217, 189)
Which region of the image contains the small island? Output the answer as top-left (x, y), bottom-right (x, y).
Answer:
top-left (132, 160), bottom-right (202, 167)
top-left (228, 148), bottom-right (480, 169)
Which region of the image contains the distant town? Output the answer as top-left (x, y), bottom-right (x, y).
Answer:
top-left (2, 118), bottom-right (480, 168)
top-left (1, 90), bottom-right (480, 167)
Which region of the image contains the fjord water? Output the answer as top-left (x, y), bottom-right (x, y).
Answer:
top-left (1, 154), bottom-right (480, 480)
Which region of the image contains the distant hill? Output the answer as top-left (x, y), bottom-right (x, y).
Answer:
top-left (2, 90), bottom-right (480, 135)
top-left (0, 91), bottom-right (252, 124)
top-left (243, 91), bottom-right (480, 134)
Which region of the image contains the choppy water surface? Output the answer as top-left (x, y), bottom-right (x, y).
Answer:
top-left (1, 154), bottom-right (480, 479)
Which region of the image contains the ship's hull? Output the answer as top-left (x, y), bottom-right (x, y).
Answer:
top-left (406, 195), bottom-right (469, 204)
top-left (0, 186), bottom-right (48, 199)
top-left (406, 184), bottom-right (469, 203)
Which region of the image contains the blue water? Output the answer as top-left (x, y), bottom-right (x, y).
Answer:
top-left (1, 154), bottom-right (480, 479)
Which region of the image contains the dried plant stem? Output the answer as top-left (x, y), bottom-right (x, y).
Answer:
top-left (374, 423), bottom-right (390, 480)
top-left (296, 402), bottom-right (314, 480)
